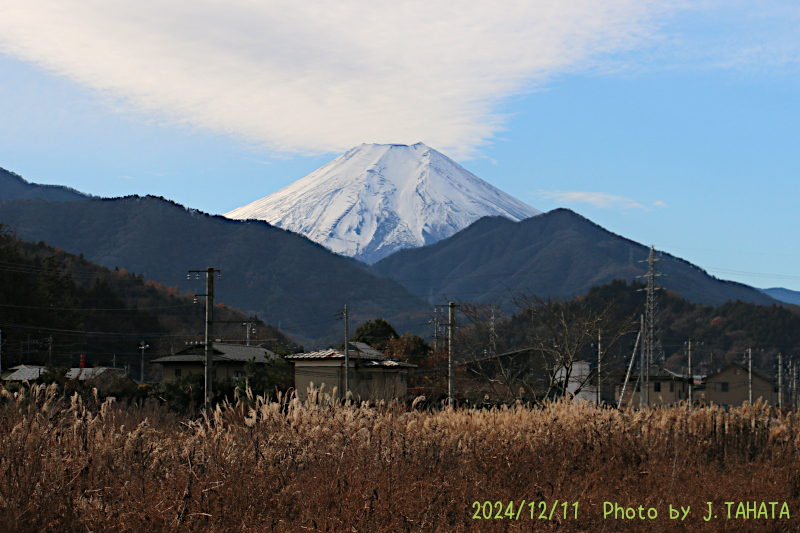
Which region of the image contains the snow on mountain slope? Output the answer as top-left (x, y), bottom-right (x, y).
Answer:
top-left (224, 143), bottom-right (541, 264)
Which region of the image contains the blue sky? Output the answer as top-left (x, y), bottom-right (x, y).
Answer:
top-left (1, 1), bottom-right (799, 291)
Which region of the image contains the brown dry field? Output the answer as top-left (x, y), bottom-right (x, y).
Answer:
top-left (1, 384), bottom-right (799, 532)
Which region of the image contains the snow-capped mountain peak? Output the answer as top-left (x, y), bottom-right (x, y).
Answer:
top-left (224, 143), bottom-right (541, 263)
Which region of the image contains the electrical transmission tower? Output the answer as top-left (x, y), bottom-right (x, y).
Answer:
top-left (638, 245), bottom-right (662, 406)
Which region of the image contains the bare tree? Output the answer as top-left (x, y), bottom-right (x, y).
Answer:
top-left (457, 293), bottom-right (637, 404)
top-left (457, 302), bottom-right (531, 403)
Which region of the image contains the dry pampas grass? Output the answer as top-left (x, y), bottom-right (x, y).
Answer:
top-left (1, 384), bottom-right (799, 532)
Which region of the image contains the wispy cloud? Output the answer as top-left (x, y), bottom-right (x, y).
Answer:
top-left (0, 1), bottom-right (796, 158)
top-left (0, 0), bottom-right (685, 158)
top-left (654, 200), bottom-right (668, 208)
top-left (538, 191), bottom-right (647, 210)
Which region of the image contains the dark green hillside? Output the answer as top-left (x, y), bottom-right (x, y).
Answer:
top-left (0, 226), bottom-right (296, 371)
top-left (583, 280), bottom-right (800, 362)
top-left (372, 209), bottom-right (776, 307)
top-left (474, 279), bottom-right (800, 387)
top-left (0, 196), bottom-right (430, 343)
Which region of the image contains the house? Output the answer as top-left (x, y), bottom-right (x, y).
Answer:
top-left (152, 343), bottom-right (278, 382)
top-left (615, 366), bottom-right (691, 407)
top-left (285, 342), bottom-right (415, 401)
top-left (704, 363), bottom-right (777, 408)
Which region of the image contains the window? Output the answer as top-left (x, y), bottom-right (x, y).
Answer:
top-left (654, 382), bottom-right (661, 393)
top-left (714, 382), bottom-right (729, 392)
top-left (669, 382), bottom-right (674, 393)
top-left (234, 371), bottom-right (246, 380)
top-left (174, 368), bottom-right (182, 378)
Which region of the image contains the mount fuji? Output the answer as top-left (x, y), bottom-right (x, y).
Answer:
top-left (224, 143), bottom-right (541, 263)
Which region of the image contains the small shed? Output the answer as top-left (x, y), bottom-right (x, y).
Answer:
top-left (152, 343), bottom-right (278, 382)
top-left (286, 342), bottom-right (415, 401)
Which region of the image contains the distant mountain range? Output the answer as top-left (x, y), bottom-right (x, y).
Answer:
top-left (224, 143), bottom-right (540, 264)
top-left (760, 288), bottom-right (800, 306)
top-left (0, 164), bottom-right (790, 346)
top-left (370, 209), bottom-right (777, 308)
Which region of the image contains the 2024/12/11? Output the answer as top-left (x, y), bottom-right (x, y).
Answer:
top-left (472, 501), bottom-right (578, 521)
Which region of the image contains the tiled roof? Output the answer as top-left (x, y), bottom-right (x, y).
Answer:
top-left (286, 341), bottom-right (388, 361)
top-left (151, 342), bottom-right (277, 365)
top-left (286, 342), bottom-right (415, 368)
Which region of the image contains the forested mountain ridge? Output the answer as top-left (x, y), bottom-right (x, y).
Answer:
top-left (0, 166), bottom-right (91, 202)
top-left (371, 209), bottom-right (777, 308)
top-left (0, 195), bottom-right (430, 344)
top-left (0, 224), bottom-right (296, 371)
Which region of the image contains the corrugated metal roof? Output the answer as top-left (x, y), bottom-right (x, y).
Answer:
top-left (3, 366), bottom-right (48, 381)
top-left (151, 342), bottom-right (277, 365)
top-left (65, 367), bottom-right (125, 380)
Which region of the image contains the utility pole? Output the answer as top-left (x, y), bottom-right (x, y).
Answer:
top-left (687, 339), bottom-right (693, 406)
top-left (48, 335), bottom-right (53, 368)
top-left (596, 330), bottom-right (602, 406)
top-left (139, 341), bottom-right (149, 383)
top-left (639, 315), bottom-right (644, 409)
top-left (242, 321), bottom-right (256, 346)
top-left (189, 267), bottom-right (219, 410)
top-left (344, 304), bottom-right (350, 399)
top-left (748, 347), bottom-right (753, 405)
top-left (432, 314), bottom-right (440, 352)
top-left (448, 301), bottom-right (456, 408)
top-left (434, 303), bottom-right (458, 407)
top-left (778, 352), bottom-right (783, 410)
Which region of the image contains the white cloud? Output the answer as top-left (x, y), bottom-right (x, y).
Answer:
top-left (654, 200), bottom-right (668, 207)
top-left (538, 191), bottom-right (647, 210)
top-left (2, 1), bottom-right (796, 158)
top-left (0, 0), bottom-right (685, 158)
